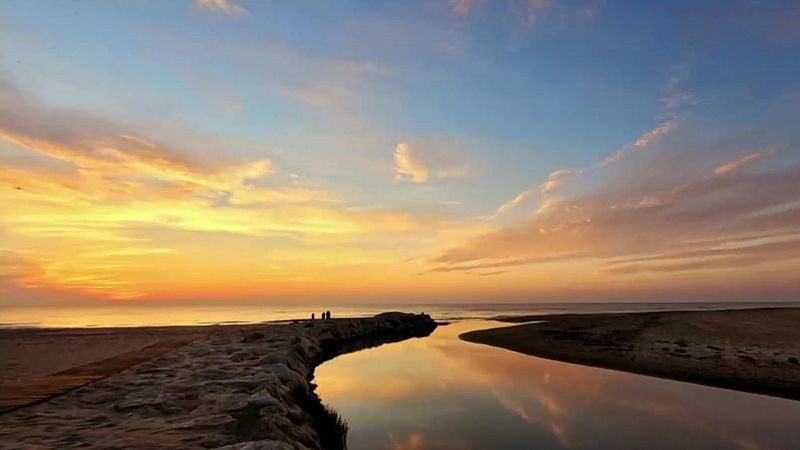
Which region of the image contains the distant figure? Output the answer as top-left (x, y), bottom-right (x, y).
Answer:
top-left (321, 311), bottom-right (326, 320)
top-left (326, 310), bottom-right (331, 320)
top-left (311, 313), bottom-right (315, 321)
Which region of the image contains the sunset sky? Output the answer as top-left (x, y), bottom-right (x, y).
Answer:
top-left (1, 0), bottom-right (799, 305)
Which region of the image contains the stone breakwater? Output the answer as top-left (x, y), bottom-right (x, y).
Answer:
top-left (0, 312), bottom-right (438, 450)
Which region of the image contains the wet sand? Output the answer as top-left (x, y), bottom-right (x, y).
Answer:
top-left (0, 313), bottom-right (437, 449)
top-left (460, 308), bottom-right (800, 400)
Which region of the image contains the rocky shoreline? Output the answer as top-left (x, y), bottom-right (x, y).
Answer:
top-left (0, 312), bottom-right (437, 450)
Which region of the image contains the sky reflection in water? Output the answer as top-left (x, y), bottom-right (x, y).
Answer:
top-left (315, 320), bottom-right (800, 450)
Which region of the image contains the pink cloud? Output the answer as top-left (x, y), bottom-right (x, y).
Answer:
top-left (431, 103), bottom-right (800, 286)
top-left (450, 0), bottom-right (477, 17)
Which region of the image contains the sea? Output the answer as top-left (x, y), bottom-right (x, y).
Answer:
top-left (1, 301), bottom-right (798, 328)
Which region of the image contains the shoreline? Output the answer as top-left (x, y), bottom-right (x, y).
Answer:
top-left (0, 312), bottom-right (437, 449)
top-left (460, 307), bottom-right (800, 401)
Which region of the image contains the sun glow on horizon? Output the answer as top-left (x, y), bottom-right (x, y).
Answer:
top-left (1, 0), bottom-right (799, 305)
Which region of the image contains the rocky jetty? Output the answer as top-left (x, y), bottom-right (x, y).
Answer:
top-left (0, 312), bottom-right (437, 450)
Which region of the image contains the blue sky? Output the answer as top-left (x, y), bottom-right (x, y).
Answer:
top-left (1, 0), bottom-right (799, 303)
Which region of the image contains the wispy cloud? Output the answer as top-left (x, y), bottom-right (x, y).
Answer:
top-left (525, 0), bottom-right (556, 24)
top-left (578, 0), bottom-right (606, 23)
top-left (510, 0), bottom-right (556, 29)
top-left (394, 142), bottom-right (472, 184)
top-left (659, 73), bottom-right (700, 117)
top-left (496, 189), bottom-right (538, 214)
top-left (494, 167), bottom-right (581, 217)
top-left (494, 75), bottom-right (693, 219)
top-left (601, 118), bottom-right (679, 165)
top-left (714, 149), bottom-right (773, 176)
top-left (394, 143), bottom-right (430, 183)
top-left (431, 81), bottom-right (800, 286)
top-left (259, 44), bottom-right (384, 111)
top-left (0, 75), bottom-right (463, 298)
top-left (450, 0), bottom-right (478, 17)
top-left (195, 0), bottom-right (246, 16)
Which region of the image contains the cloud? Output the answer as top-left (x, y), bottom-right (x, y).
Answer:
top-left (428, 73), bottom-right (800, 290)
top-left (155, 33), bottom-right (385, 126)
top-left (282, 84), bottom-right (357, 110)
top-left (601, 118), bottom-right (679, 165)
top-left (394, 142), bottom-right (471, 183)
top-left (0, 250), bottom-right (43, 285)
top-left (578, 0), bottom-right (606, 22)
top-left (255, 45), bottom-right (383, 111)
top-left (526, 0), bottom-right (555, 22)
top-left (510, 0), bottom-right (556, 28)
top-left (713, 149), bottom-right (773, 176)
top-left (494, 75), bottom-right (695, 221)
top-left (494, 167), bottom-right (581, 217)
top-left (661, 76), bottom-right (700, 111)
top-left (431, 96), bottom-right (800, 285)
top-left (0, 75), bottom-right (465, 299)
top-left (395, 143), bottom-right (430, 183)
top-left (0, 73), bottom-right (277, 192)
top-left (195, 0), bottom-right (246, 16)
top-left (450, 0), bottom-right (477, 17)
top-left (599, 74), bottom-right (695, 165)
top-left (496, 189), bottom-right (538, 214)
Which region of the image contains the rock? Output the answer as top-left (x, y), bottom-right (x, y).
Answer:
top-left (248, 391), bottom-right (283, 412)
top-left (242, 332), bottom-right (266, 343)
top-left (174, 414), bottom-right (235, 430)
top-left (209, 393), bottom-right (251, 412)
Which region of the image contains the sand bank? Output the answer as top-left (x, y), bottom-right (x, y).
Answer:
top-left (0, 312), bottom-right (437, 449)
top-left (460, 308), bottom-right (800, 400)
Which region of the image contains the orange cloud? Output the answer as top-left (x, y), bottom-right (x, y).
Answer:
top-left (714, 149), bottom-right (773, 176)
top-left (0, 76), bottom-right (479, 300)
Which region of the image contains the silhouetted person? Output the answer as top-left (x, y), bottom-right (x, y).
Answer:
top-left (311, 313), bottom-right (315, 321)
top-left (325, 310), bottom-right (331, 320)
top-left (321, 311), bottom-right (326, 320)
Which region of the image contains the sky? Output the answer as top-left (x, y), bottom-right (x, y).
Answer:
top-left (1, 0), bottom-right (799, 305)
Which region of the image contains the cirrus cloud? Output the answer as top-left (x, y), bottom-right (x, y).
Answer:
top-left (432, 103), bottom-right (800, 290)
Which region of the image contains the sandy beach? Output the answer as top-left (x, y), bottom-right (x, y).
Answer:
top-left (0, 313), bottom-right (436, 449)
top-left (461, 308), bottom-right (800, 400)
top-left (0, 326), bottom-right (209, 414)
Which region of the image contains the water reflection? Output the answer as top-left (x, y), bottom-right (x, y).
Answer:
top-left (316, 320), bottom-right (800, 450)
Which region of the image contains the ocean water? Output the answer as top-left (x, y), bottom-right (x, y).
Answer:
top-left (1, 301), bottom-right (797, 328)
top-left (316, 319), bottom-right (800, 450)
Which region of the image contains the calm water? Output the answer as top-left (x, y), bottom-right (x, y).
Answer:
top-left (2, 301), bottom-right (798, 328)
top-left (316, 319), bottom-right (800, 450)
